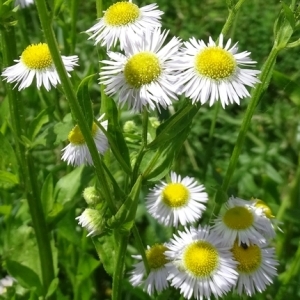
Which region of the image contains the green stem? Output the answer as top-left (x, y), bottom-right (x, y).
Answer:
top-left (35, 0), bottom-right (115, 213)
top-left (132, 225), bottom-right (150, 274)
top-left (142, 109), bottom-right (148, 147)
top-left (96, 0), bottom-right (103, 18)
top-left (203, 102), bottom-right (220, 179)
top-left (221, 0), bottom-right (248, 36)
top-left (221, 46), bottom-right (279, 194)
top-left (1, 27), bottom-right (55, 297)
top-left (112, 232), bottom-right (129, 300)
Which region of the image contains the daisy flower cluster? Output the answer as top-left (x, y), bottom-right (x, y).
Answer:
top-left (85, 0), bottom-right (260, 112)
top-left (126, 175), bottom-right (279, 299)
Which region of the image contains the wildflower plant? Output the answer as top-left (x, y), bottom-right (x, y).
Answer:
top-left (1, 0), bottom-right (299, 299)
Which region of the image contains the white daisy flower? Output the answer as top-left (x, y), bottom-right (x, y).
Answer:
top-left (86, 0), bottom-right (163, 50)
top-left (100, 28), bottom-right (181, 112)
top-left (231, 241), bottom-right (278, 296)
top-left (129, 244), bottom-right (169, 295)
top-left (233, 197), bottom-right (276, 240)
top-left (61, 115), bottom-right (108, 166)
top-left (76, 208), bottom-right (104, 237)
top-left (15, 0), bottom-right (34, 8)
top-left (211, 196), bottom-right (268, 247)
top-left (146, 172), bottom-right (208, 227)
top-left (165, 226), bottom-right (238, 300)
top-left (177, 34), bottom-right (260, 108)
top-left (1, 43), bottom-right (78, 91)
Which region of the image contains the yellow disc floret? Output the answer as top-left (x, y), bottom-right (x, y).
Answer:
top-left (146, 244), bottom-right (168, 270)
top-left (104, 2), bottom-right (140, 26)
top-left (223, 206), bottom-right (254, 230)
top-left (162, 183), bottom-right (190, 208)
top-left (183, 241), bottom-right (219, 277)
top-left (231, 242), bottom-right (262, 273)
top-left (124, 52), bottom-right (161, 88)
top-left (68, 123), bottom-right (98, 145)
top-left (21, 43), bottom-right (53, 70)
top-left (195, 47), bottom-right (236, 80)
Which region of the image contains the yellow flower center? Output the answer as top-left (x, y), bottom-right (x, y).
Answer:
top-left (68, 123), bottom-right (98, 145)
top-left (195, 47), bottom-right (236, 80)
top-left (183, 241), bottom-right (219, 277)
top-left (162, 183), bottom-right (190, 208)
top-left (104, 2), bottom-right (140, 26)
top-left (223, 206), bottom-right (254, 230)
top-left (231, 242), bottom-right (262, 274)
top-left (124, 52), bottom-right (161, 88)
top-left (146, 244), bottom-right (168, 270)
top-left (254, 199), bottom-right (274, 219)
top-left (21, 43), bottom-right (53, 70)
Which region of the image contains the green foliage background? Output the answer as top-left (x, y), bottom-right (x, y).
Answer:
top-left (0, 0), bottom-right (300, 299)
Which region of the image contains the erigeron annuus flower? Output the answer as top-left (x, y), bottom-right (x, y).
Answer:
top-left (233, 197), bottom-right (276, 240)
top-left (165, 226), bottom-right (238, 300)
top-left (177, 34), bottom-right (260, 108)
top-left (76, 208), bottom-right (104, 237)
top-left (231, 241), bottom-right (278, 296)
top-left (1, 43), bottom-right (78, 91)
top-left (146, 172), bottom-right (208, 227)
top-left (15, 0), bottom-right (34, 8)
top-left (129, 244), bottom-right (169, 295)
top-left (61, 115), bottom-right (108, 166)
top-left (100, 28), bottom-right (181, 112)
top-left (86, 0), bottom-right (163, 50)
top-left (211, 197), bottom-right (268, 246)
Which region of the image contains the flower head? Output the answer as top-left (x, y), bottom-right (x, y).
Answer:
top-left (165, 226), bottom-right (238, 300)
top-left (146, 172), bottom-right (208, 227)
top-left (76, 208), bottom-right (104, 236)
top-left (129, 244), bottom-right (169, 295)
top-left (86, 0), bottom-right (163, 50)
top-left (100, 28), bottom-right (181, 112)
top-left (61, 115), bottom-right (108, 166)
top-left (231, 241), bottom-right (278, 296)
top-left (211, 197), bottom-right (268, 246)
top-left (177, 34), bottom-right (260, 108)
top-left (15, 0), bottom-right (34, 8)
top-left (1, 43), bottom-right (78, 91)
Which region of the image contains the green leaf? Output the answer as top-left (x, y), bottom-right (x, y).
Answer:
top-left (28, 106), bottom-right (53, 142)
top-left (281, 1), bottom-right (295, 29)
top-left (0, 205), bottom-right (12, 216)
top-left (147, 102), bottom-right (200, 149)
top-left (272, 70), bottom-right (300, 106)
top-left (53, 113), bottom-right (73, 145)
top-left (93, 234), bottom-right (115, 276)
top-left (45, 278), bottom-right (59, 299)
top-left (141, 126), bottom-right (191, 182)
top-left (76, 74), bottom-right (96, 129)
top-left (0, 132), bottom-right (18, 172)
top-left (0, 170), bottom-right (18, 185)
top-left (76, 253), bottom-right (100, 285)
top-left (49, 167), bottom-right (92, 226)
top-left (6, 260), bottom-right (43, 296)
top-left (41, 173), bottom-right (54, 215)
